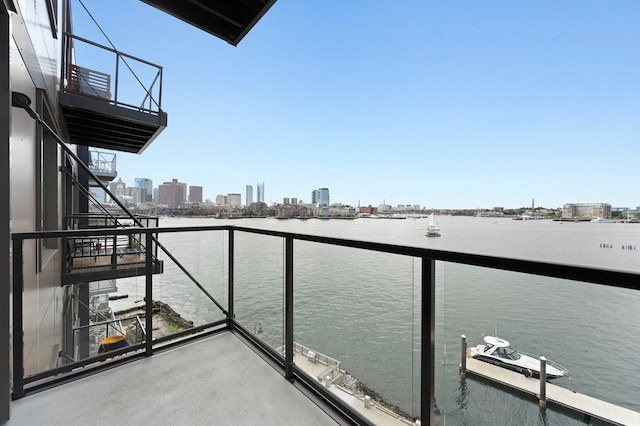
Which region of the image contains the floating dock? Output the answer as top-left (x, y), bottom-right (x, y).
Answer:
top-left (463, 356), bottom-right (640, 425)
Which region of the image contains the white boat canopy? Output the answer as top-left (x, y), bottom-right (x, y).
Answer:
top-left (484, 336), bottom-right (510, 347)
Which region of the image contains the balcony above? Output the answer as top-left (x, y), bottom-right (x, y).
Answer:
top-left (88, 148), bottom-right (117, 182)
top-left (59, 33), bottom-right (167, 154)
top-left (141, 0), bottom-right (276, 46)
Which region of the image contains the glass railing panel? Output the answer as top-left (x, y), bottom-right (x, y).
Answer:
top-left (441, 263), bottom-right (640, 425)
top-left (20, 237), bottom-right (66, 377)
top-left (149, 229), bottom-right (228, 331)
top-left (72, 314), bottom-right (143, 359)
top-left (293, 240), bottom-right (418, 423)
top-left (233, 231), bottom-right (285, 352)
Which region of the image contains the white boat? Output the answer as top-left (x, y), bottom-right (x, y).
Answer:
top-left (425, 213), bottom-right (441, 237)
top-left (590, 217), bottom-right (616, 223)
top-left (469, 336), bottom-right (568, 379)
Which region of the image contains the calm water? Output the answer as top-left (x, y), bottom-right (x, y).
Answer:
top-left (115, 216), bottom-right (640, 425)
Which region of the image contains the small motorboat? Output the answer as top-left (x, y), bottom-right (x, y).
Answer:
top-left (98, 335), bottom-right (129, 355)
top-left (469, 335), bottom-right (568, 379)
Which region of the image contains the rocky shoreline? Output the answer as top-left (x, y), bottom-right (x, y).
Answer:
top-left (339, 373), bottom-right (415, 421)
top-left (114, 300), bottom-right (194, 339)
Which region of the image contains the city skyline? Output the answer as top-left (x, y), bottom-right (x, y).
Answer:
top-left (105, 176), bottom-right (639, 212)
top-left (73, 0), bottom-right (640, 210)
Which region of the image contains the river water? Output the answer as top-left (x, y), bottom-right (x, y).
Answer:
top-left (115, 216), bottom-right (640, 425)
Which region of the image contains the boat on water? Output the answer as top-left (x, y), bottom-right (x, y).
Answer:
top-left (425, 213), bottom-right (441, 237)
top-left (469, 335), bottom-right (568, 379)
top-left (590, 217), bottom-right (617, 223)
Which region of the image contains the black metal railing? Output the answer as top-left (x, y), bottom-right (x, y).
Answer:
top-left (11, 225), bottom-right (639, 425)
top-left (61, 32), bottom-right (163, 114)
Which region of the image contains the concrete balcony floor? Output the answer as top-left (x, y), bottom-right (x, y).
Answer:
top-left (6, 332), bottom-right (340, 426)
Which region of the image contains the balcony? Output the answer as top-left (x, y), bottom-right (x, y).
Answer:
top-left (10, 225), bottom-right (640, 425)
top-left (61, 214), bottom-right (163, 285)
top-left (59, 33), bottom-right (167, 154)
top-left (87, 148), bottom-right (117, 182)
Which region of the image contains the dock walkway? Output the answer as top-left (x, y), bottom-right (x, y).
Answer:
top-left (464, 357), bottom-right (640, 425)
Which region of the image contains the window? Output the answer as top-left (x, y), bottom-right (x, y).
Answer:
top-left (36, 90), bottom-right (59, 260)
top-left (46, 0), bottom-right (58, 39)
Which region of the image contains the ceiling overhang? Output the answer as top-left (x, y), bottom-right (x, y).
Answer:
top-left (140, 0), bottom-right (276, 46)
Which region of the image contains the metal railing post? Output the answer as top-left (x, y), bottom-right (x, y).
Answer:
top-left (284, 236), bottom-right (294, 382)
top-left (12, 238), bottom-right (24, 399)
top-left (145, 230), bottom-right (153, 356)
top-left (114, 53), bottom-right (119, 104)
top-left (421, 257), bottom-right (435, 425)
top-left (228, 228), bottom-right (234, 329)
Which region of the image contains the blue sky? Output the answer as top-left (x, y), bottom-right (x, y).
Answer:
top-left (73, 0), bottom-right (640, 209)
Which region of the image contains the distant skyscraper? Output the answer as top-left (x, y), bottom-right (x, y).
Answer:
top-left (246, 185), bottom-right (253, 206)
top-left (215, 194), bottom-right (227, 206)
top-left (158, 178), bottom-right (186, 207)
top-left (189, 186), bottom-right (203, 203)
top-left (257, 182), bottom-right (265, 203)
top-left (228, 193), bottom-right (241, 208)
top-left (318, 188), bottom-right (329, 207)
top-left (109, 178), bottom-right (126, 202)
top-left (134, 178), bottom-right (153, 202)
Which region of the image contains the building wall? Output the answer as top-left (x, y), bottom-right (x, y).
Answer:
top-left (1, 6), bottom-right (10, 420)
top-left (6, 0), bottom-right (68, 412)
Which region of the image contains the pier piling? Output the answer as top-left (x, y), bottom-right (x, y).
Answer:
top-left (460, 335), bottom-right (467, 378)
top-left (539, 356), bottom-right (547, 409)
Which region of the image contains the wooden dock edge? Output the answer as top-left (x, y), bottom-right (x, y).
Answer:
top-left (461, 357), bottom-right (640, 426)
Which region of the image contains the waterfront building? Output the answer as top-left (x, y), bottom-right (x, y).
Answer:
top-left (158, 179), bottom-right (187, 208)
top-left (216, 194), bottom-right (228, 206)
top-left (318, 188), bottom-right (330, 206)
top-left (126, 186), bottom-right (141, 205)
top-left (246, 185), bottom-right (253, 206)
top-left (109, 178), bottom-right (127, 202)
top-left (257, 182), bottom-right (265, 203)
top-left (134, 178), bottom-right (153, 203)
top-left (329, 204), bottom-right (356, 217)
top-left (562, 203), bottom-right (612, 221)
top-left (228, 193), bottom-right (242, 208)
top-left (359, 205), bottom-right (379, 216)
top-left (189, 186), bottom-right (203, 204)
top-left (311, 188), bottom-right (330, 217)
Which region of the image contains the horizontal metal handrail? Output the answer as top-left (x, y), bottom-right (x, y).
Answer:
top-left (62, 32), bottom-right (163, 112)
top-left (13, 225), bottom-right (639, 289)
